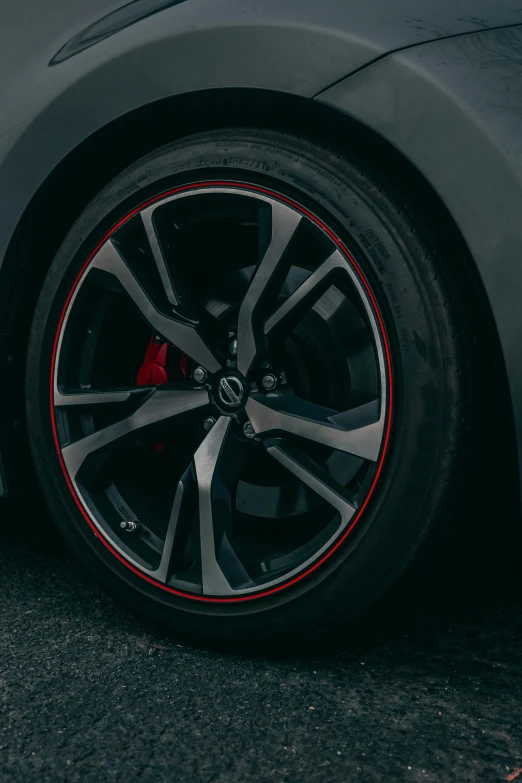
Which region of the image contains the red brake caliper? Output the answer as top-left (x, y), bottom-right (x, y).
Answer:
top-left (136, 338), bottom-right (188, 452)
top-left (137, 338), bottom-right (169, 387)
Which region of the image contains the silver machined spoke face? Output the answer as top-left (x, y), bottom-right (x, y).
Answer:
top-left (236, 200), bottom-right (302, 375)
top-left (147, 420), bottom-right (252, 594)
top-left (61, 388), bottom-right (209, 480)
top-left (149, 471), bottom-right (192, 584)
top-left (246, 395), bottom-right (384, 462)
top-left (54, 388), bottom-right (140, 407)
top-left (194, 417), bottom-right (241, 596)
top-left (52, 183), bottom-right (391, 599)
top-left (152, 478), bottom-right (186, 583)
top-left (264, 250), bottom-right (347, 339)
top-left (140, 208), bottom-right (180, 308)
top-left (266, 441), bottom-right (356, 525)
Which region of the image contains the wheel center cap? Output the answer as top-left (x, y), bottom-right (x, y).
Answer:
top-left (215, 372), bottom-right (248, 411)
top-left (218, 376), bottom-right (244, 407)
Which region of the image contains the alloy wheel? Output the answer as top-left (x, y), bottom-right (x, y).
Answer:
top-left (50, 183), bottom-right (392, 601)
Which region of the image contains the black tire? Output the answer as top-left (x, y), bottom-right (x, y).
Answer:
top-left (26, 129), bottom-right (471, 651)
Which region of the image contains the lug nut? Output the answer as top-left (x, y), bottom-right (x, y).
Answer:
top-left (193, 366), bottom-right (207, 384)
top-left (120, 519), bottom-right (141, 533)
top-left (203, 416), bottom-right (216, 432)
top-left (243, 421), bottom-right (256, 439)
top-left (261, 373), bottom-right (278, 391)
top-left (229, 339), bottom-right (238, 357)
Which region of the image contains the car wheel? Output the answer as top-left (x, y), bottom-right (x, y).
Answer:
top-left (26, 129), bottom-right (471, 650)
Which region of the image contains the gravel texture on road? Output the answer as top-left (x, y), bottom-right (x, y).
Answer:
top-left (1, 499), bottom-right (522, 783)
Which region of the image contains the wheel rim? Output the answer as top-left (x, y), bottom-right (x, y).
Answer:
top-left (50, 182), bottom-right (393, 602)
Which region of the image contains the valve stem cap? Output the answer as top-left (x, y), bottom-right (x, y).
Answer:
top-left (120, 519), bottom-right (141, 533)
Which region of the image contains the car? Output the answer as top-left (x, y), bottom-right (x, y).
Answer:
top-left (1, 0), bottom-right (521, 650)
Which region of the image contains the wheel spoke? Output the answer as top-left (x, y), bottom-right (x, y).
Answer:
top-left (194, 416), bottom-right (252, 595)
top-left (54, 388), bottom-right (149, 407)
top-left (140, 207), bottom-right (180, 308)
top-left (90, 241), bottom-right (221, 373)
top-left (150, 466), bottom-right (196, 583)
top-left (237, 201), bottom-right (302, 375)
top-left (264, 250), bottom-right (347, 340)
top-left (266, 440), bottom-right (356, 524)
top-left (245, 394), bottom-right (383, 461)
top-left (61, 387), bottom-right (209, 480)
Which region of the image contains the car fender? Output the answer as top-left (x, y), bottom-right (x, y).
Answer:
top-left (318, 25), bottom-right (522, 496)
top-left (3, 0), bottom-right (522, 265)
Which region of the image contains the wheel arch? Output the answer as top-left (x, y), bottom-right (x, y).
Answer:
top-left (0, 86), bottom-right (515, 508)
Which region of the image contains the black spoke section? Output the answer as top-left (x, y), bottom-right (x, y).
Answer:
top-left (264, 250), bottom-right (348, 341)
top-left (237, 200), bottom-right (302, 375)
top-left (90, 240), bottom-right (221, 373)
top-left (245, 394), bottom-right (383, 462)
top-left (265, 440), bottom-right (356, 525)
top-left (194, 416), bottom-right (253, 595)
top-left (61, 387), bottom-right (209, 481)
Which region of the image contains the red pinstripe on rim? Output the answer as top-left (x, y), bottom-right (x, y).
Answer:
top-left (50, 181), bottom-right (393, 603)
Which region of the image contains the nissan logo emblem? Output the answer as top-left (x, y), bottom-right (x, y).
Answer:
top-left (218, 376), bottom-right (244, 407)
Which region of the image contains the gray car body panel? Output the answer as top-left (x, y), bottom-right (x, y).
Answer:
top-left (2, 0), bottom-right (522, 265)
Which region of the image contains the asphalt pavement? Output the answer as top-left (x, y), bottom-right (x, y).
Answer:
top-left (1, 497), bottom-right (522, 783)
